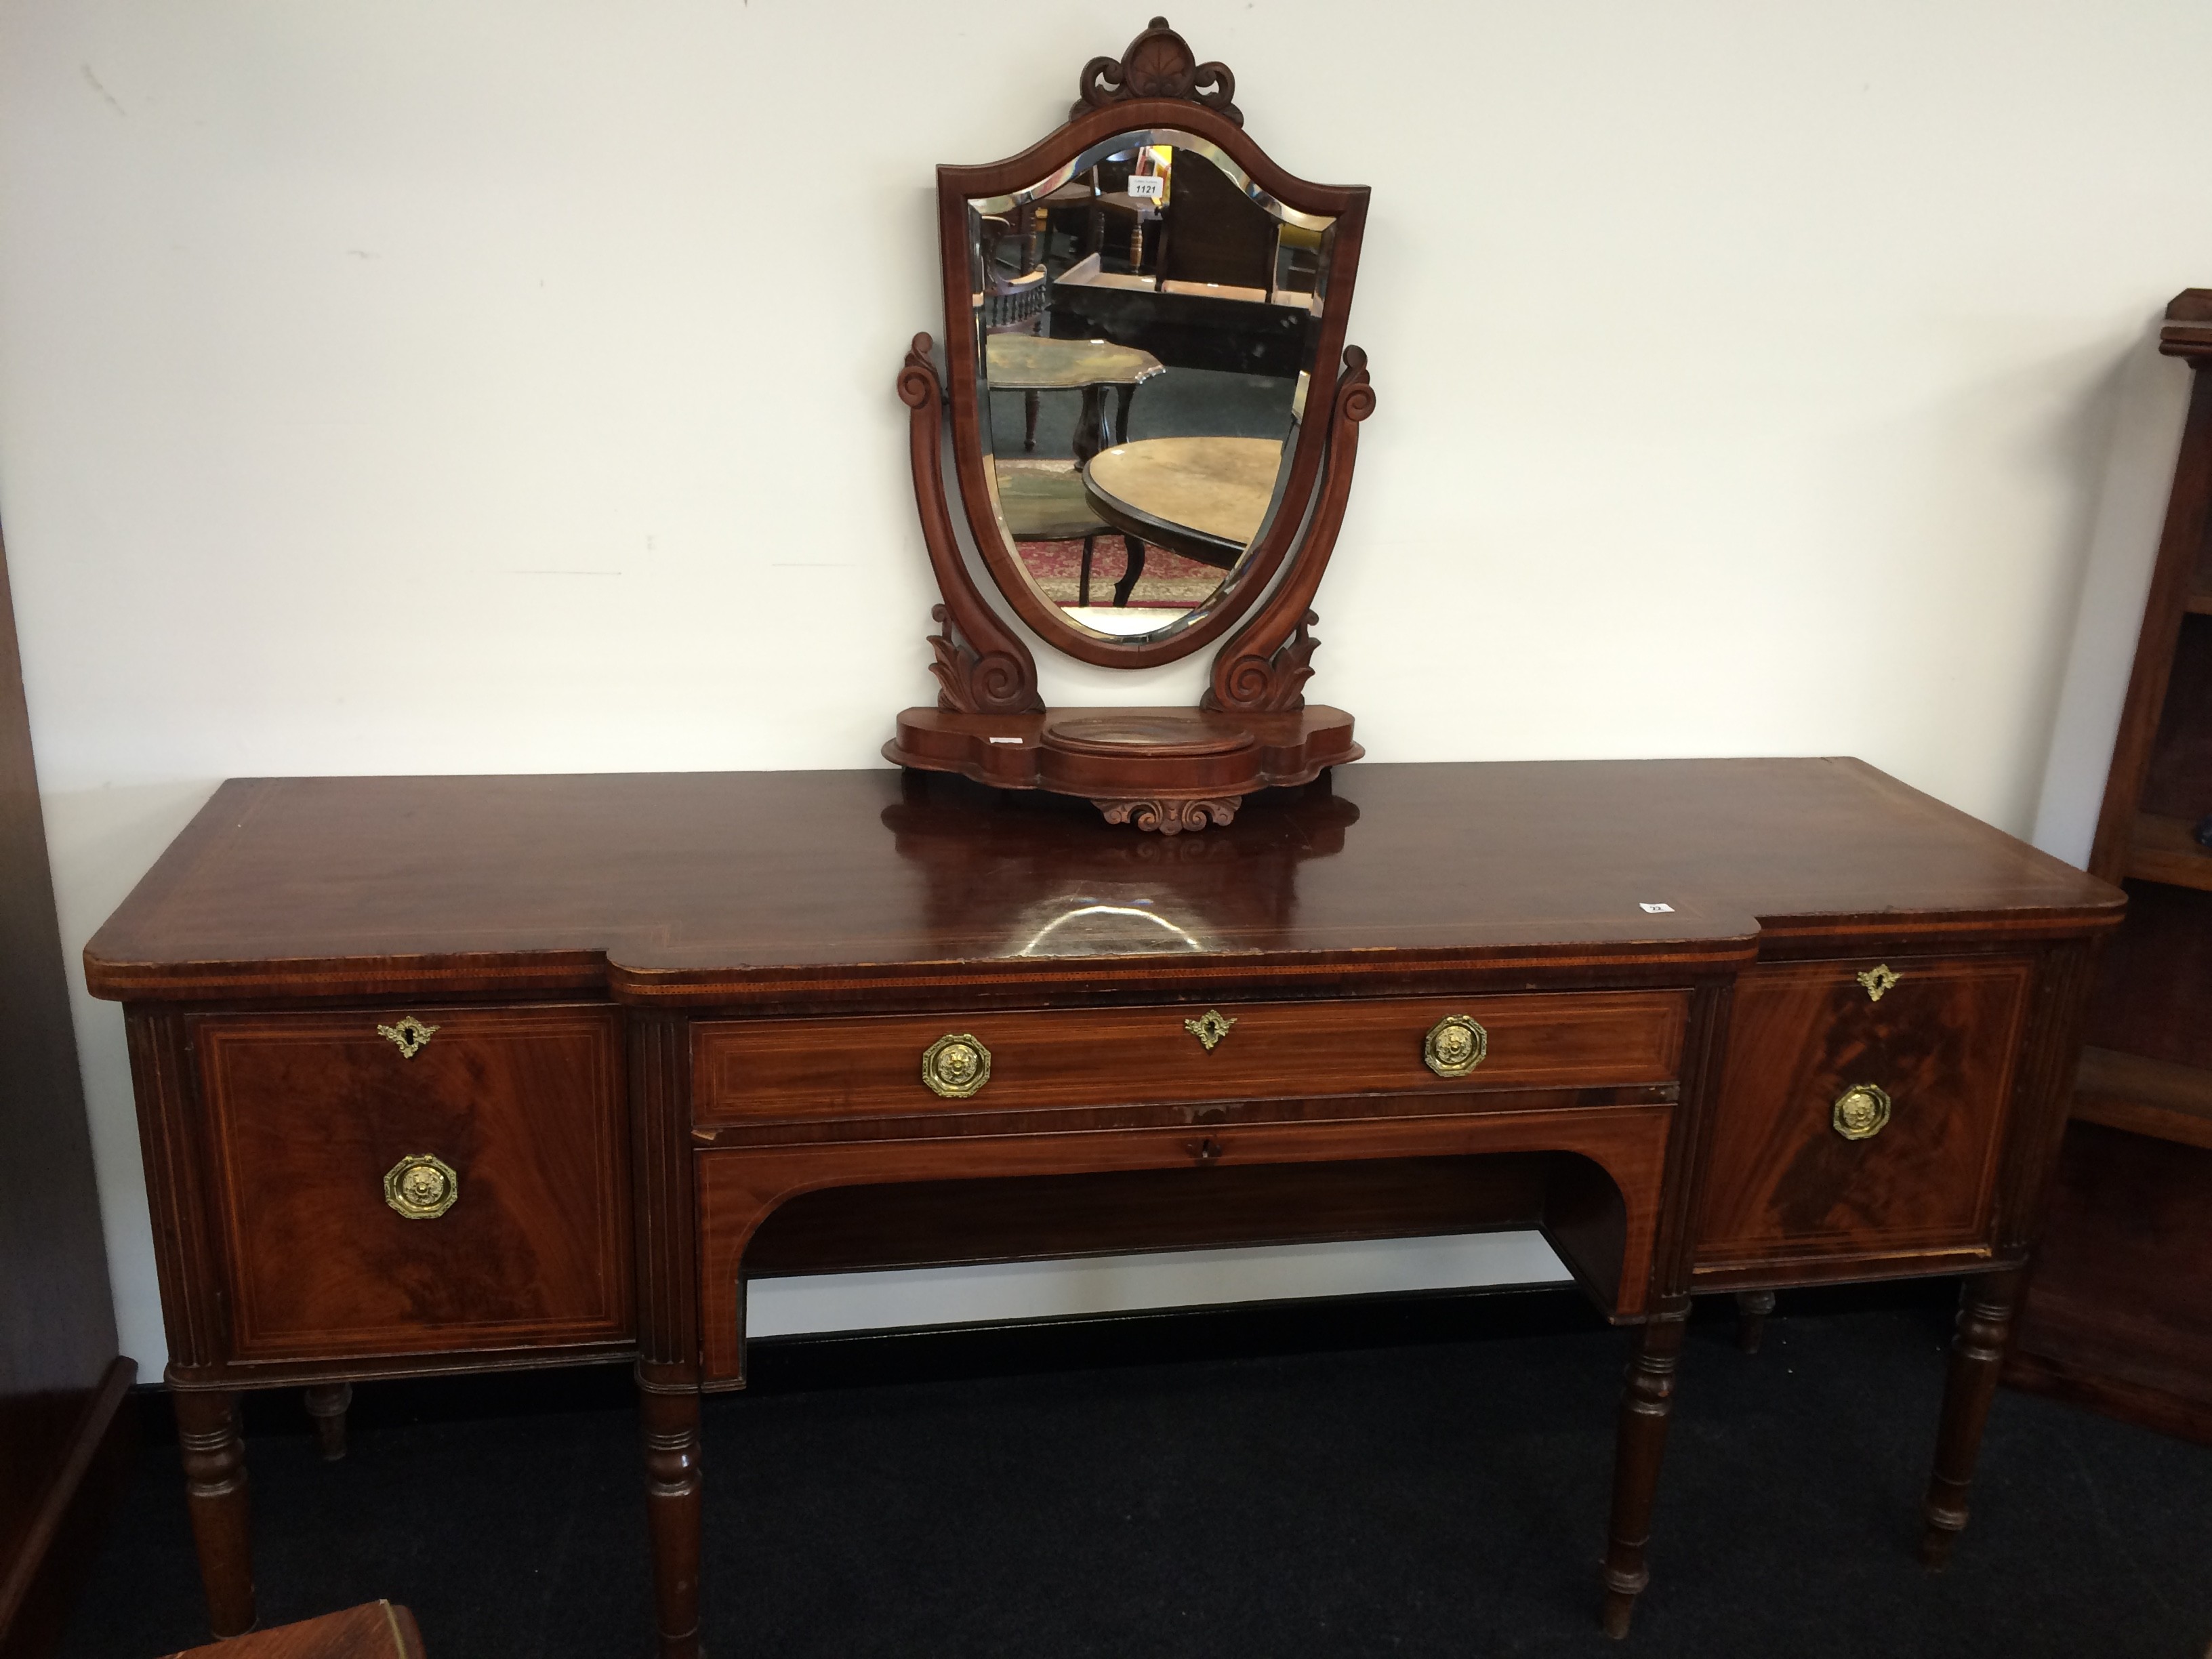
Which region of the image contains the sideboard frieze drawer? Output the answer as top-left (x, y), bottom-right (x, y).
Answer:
top-left (692, 990), bottom-right (1689, 1129)
top-left (188, 1003), bottom-right (633, 1364)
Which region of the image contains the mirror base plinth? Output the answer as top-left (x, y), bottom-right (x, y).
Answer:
top-left (884, 705), bottom-right (1358, 832)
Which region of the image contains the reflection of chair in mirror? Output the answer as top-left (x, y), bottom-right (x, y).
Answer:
top-left (1087, 152), bottom-right (1162, 275)
top-left (994, 462), bottom-right (1147, 609)
top-left (978, 212), bottom-right (1049, 450)
top-left (1092, 194), bottom-right (1155, 275)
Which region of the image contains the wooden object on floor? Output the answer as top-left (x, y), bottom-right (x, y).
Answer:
top-left (81, 758), bottom-right (2120, 1653)
top-left (0, 523), bottom-right (136, 1659)
top-left (2006, 1123), bottom-right (2212, 1443)
top-left (302, 1385), bottom-right (352, 1462)
top-left (162, 1601), bottom-right (424, 1659)
top-left (174, 1391), bottom-right (251, 1640)
top-left (1599, 1317), bottom-right (1685, 1639)
top-left (1921, 1268), bottom-right (2026, 1566)
top-left (1732, 1290), bottom-right (1775, 1354)
top-left (2007, 289), bottom-right (2212, 1446)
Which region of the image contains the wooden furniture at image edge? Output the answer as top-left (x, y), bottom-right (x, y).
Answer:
top-left (82, 760), bottom-right (2121, 1656)
top-left (0, 524), bottom-right (136, 1659)
top-left (2005, 289), bottom-right (2212, 1443)
top-left (164, 1601), bottom-right (424, 1659)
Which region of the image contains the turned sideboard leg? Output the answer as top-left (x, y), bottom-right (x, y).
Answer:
top-left (1734, 1290), bottom-right (1776, 1355)
top-left (175, 1388), bottom-right (256, 1638)
top-left (304, 1382), bottom-right (353, 1461)
top-left (1600, 1315), bottom-right (1686, 1639)
top-left (1920, 1267), bottom-right (2024, 1568)
top-left (638, 1366), bottom-right (703, 1659)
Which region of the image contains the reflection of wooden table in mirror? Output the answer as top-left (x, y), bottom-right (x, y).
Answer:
top-left (1085, 436), bottom-right (1284, 570)
top-left (983, 335), bottom-right (1162, 464)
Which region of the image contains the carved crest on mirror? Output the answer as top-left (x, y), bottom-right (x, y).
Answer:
top-left (886, 19), bottom-right (1374, 831)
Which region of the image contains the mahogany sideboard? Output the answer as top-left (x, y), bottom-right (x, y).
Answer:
top-left (83, 760), bottom-right (2121, 1654)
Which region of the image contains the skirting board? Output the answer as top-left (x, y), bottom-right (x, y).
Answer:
top-left (0, 1357), bottom-right (138, 1659)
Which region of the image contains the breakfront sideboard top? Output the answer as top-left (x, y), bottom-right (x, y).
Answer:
top-left (83, 760), bottom-right (2120, 1009)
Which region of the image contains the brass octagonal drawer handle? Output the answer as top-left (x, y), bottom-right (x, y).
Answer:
top-left (921, 1033), bottom-right (991, 1099)
top-left (1832, 1082), bottom-right (1893, 1142)
top-left (1423, 1016), bottom-right (1488, 1078)
top-left (384, 1153), bottom-right (459, 1219)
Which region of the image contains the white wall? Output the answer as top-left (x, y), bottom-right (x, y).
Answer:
top-left (3, 1), bottom-right (2206, 1370)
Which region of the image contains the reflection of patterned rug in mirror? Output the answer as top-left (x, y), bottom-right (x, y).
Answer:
top-left (1016, 539), bottom-right (1222, 608)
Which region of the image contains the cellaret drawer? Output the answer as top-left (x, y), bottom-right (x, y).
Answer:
top-left (692, 989), bottom-right (1688, 1127)
top-left (189, 1004), bottom-right (633, 1364)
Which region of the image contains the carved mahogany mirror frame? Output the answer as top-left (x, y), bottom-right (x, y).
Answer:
top-left (890, 20), bottom-right (1374, 832)
top-left (905, 20), bottom-right (1372, 691)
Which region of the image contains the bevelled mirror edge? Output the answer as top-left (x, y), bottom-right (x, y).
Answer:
top-left (961, 129), bottom-right (1346, 655)
top-left (935, 92), bottom-right (1369, 670)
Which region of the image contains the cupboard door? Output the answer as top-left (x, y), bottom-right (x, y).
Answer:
top-left (192, 1005), bottom-right (631, 1363)
top-left (1696, 958), bottom-right (2033, 1274)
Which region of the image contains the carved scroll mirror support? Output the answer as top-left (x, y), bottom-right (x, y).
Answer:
top-left (886, 18), bottom-right (1374, 831)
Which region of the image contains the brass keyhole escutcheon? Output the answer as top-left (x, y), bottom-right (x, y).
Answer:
top-left (1856, 965), bottom-right (1900, 1003)
top-left (1423, 1015), bottom-right (1488, 1078)
top-left (383, 1153), bottom-right (459, 1219)
top-left (376, 1015), bottom-right (439, 1059)
top-left (1832, 1082), bottom-right (1892, 1142)
top-left (1184, 1009), bottom-right (1236, 1051)
top-left (921, 1033), bottom-right (991, 1099)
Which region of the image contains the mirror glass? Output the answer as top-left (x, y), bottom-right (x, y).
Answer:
top-left (966, 130), bottom-right (1334, 644)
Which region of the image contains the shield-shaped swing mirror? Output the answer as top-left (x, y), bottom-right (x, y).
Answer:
top-left (888, 18), bottom-right (1375, 832)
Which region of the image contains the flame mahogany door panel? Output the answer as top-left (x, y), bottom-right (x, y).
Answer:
top-left (1695, 956), bottom-right (2036, 1278)
top-left (192, 1005), bottom-right (633, 1364)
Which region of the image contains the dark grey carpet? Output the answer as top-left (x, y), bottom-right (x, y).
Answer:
top-left (57, 1291), bottom-right (2212, 1658)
